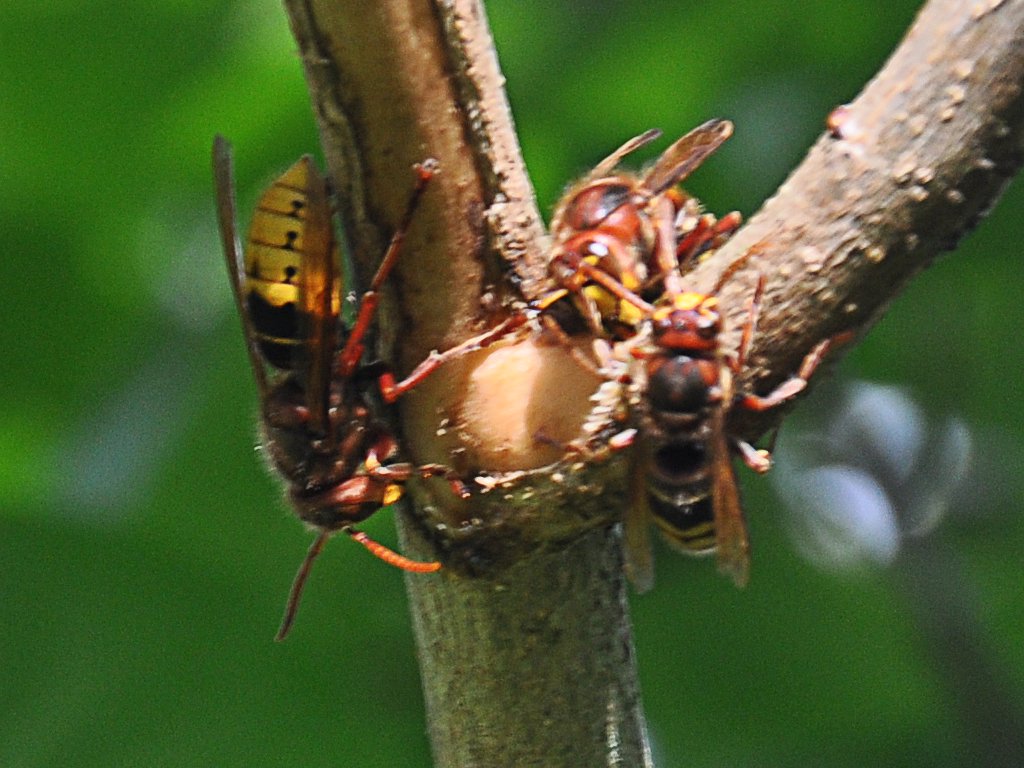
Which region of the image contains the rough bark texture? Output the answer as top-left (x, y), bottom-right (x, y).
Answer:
top-left (697, 0), bottom-right (1024, 439)
top-left (408, 525), bottom-right (651, 768)
top-left (281, 0), bottom-right (1024, 766)
top-left (283, 1), bottom-right (649, 766)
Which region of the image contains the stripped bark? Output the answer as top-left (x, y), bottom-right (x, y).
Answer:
top-left (282, 1), bottom-right (1024, 765)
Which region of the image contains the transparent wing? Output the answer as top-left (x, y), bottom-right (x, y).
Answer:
top-left (297, 156), bottom-right (336, 436)
top-left (623, 439), bottom-right (655, 592)
top-left (588, 128), bottom-right (663, 180)
top-left (641, 119), bottom-right (733, 196)
top-left (709, 401), bottom-right (750, 586)
top-left (212, 135), bottom-right (269, 398)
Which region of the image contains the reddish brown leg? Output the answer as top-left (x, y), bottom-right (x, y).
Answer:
top-left (676, 210), bottom-right (743, 267)
top-left (276, 521), bottom-right (442, 643)
top-left (737, 378), bottom-right (807, 413)
top-left (537, 314), bottom-right (604, 375)
top-left (535, 425), bottom-right (636, 463)
top-left (711, 242), bottom-right (766, 295)
top-left (648, 194), bottom-right (683, 294)
top-left (797, 331), bottom-right (855, 379)
top-left (713, 211), bottom-right (743, 245)
top-left (675, 214), bottom-right (715, 267)
top-left (737, 332), bottom-right (853, 413)
top-left (377, 269), bottom-right (634, 404)
top-left (732, 272), bottom-right (766, 374)
top-left (574, 261), bottom-right (655, 315)
top-left (377, 311), bottom-right (533, 403)
top-left (337, 159), bottom-right (439, 380)
top-left (417, 463), bottom-right (472, 499)
top-left (733, 437), bottom-right (772, 474)
top-left (363, 461), bottom-right (413, 483)
top-left (346, 529), bottom-right (442, 574)
top-left (276, 477), bottom-right (446, 641)
top-left (276, 530), bottom-right (329, 642)
top-left (362, 440), bottom-right (471, 500)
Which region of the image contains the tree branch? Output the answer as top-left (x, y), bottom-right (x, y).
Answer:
top-left (701, 0), bottom-right (1024, 438)
top-left (284, 1), bottom-right (647, 766)
top-left (282, 0), bottom-right (1024, 766)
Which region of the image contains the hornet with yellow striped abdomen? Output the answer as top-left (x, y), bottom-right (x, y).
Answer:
top-left (212, 136), bottom-right (466, 641)
top-left (542, 118), bottom-right (741, 341)
top-left (436, 120), bottom-right (743, 367)
top-left (592, 253), bottom-right (850, 590)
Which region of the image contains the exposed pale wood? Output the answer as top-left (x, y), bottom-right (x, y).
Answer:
top-left (281, 0), bottom-right (1024, 765)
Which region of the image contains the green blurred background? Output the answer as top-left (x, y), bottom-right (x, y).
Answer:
top-left (3, 1), bottom-right (1022, 766)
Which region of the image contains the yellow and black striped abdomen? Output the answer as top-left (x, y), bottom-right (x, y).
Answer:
top-left (650, 492), bottom-right (716, 553)
top-left (641, 353), bottom-right (720, 555)
top-left (646, 437), bottom-right (716, 554)
top-left (244, 157), bottom-right (339, 369)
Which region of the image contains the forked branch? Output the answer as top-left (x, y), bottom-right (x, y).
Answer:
top-left (282, 1), bottom-right (1024, 766)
